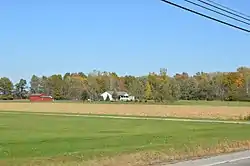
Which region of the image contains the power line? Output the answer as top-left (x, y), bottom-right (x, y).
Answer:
top-left (160, 0), bottom-right (250, 33)
top-left (204, 0), bottom-right (250, 19)
top-left (195, 0), bottom-right (250, 22)
top-left (184, 0), bottom-right (250, 26)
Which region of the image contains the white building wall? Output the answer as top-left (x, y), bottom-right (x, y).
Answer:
top-left (101, 91), bottom-right (134, 101)
top-left (128, 96), bottom-right (135, 101)
top-left (101, 92), bottom-right (113, 101)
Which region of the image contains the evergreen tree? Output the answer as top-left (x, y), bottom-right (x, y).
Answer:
top-left (81, 90), bottom-right (89, 101)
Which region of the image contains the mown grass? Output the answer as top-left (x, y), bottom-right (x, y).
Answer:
top-left (1, 112), bottom-right (250, 165)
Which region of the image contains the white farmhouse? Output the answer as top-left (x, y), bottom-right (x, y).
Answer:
top-left (100, 91), bottom-right (135, 101)
top-left (100, 91), bottom-right (114, 101)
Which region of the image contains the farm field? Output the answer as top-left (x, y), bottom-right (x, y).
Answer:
top-left (0, 103), bottom-right (250, 120)
top-left (1, 112), bottom-right (250, 166)
top-left (1, 100), bottom-right (250, 107)
top-left (172, 100), bottom-right (250, 107)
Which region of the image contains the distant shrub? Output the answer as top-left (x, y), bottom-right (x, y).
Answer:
top-left (238, 97), bottom-right (250, 102)
top-left (81, 90), bottom-right (89, 101)
top-left (243, 114), bottom-right (250, 121)
top-left (0, 95), bottom-right (13, 100)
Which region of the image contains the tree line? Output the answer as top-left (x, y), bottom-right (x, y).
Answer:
top-left (1, 67), bottom-right (250, 102)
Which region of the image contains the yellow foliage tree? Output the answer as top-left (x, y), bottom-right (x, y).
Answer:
top-left (145, 81), bottom-right (153, 100)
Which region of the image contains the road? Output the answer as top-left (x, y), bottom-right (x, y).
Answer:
top-left (218, 159), bottom-right (250, 166)
top-left (164, 150), bottom-right (250, 166)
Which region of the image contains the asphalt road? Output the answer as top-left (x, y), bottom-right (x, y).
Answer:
top-left (218, 158), bottom-right (250, 166)
top-left (164, 150), bottom-right (250, 166)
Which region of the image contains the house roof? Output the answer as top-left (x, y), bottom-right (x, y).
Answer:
top-left (106, 91), bottom-right (128, 96)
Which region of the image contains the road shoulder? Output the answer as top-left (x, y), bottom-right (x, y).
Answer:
top-left (163, 150), bottom-right (250, 166)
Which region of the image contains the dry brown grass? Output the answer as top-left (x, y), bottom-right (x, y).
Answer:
top-left (0, 103), bottom-right (250, 120)
top-left (7, 140), bottom-right (250, 166)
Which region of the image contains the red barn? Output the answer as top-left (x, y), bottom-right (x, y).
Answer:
top-left (29, 94), bottom-right (53, 102)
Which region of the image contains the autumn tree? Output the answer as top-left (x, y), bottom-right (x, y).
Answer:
top-left (168, 78), bottom-right (181, 101)
top-left (87, 71), bottom-right (101, 100)
top-left (130, 77), bottom-right (145, 101)
top-left (145, 81), bottom-right (153, 100)
top-left (8, 67), bottom-right (248, 102)
top-left (64, 74), bottom-right (87, 100)
top-left (47, 75), bottom-right (64, 100)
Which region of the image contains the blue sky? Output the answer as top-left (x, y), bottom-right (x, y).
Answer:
top-left (0, 0), bottom-right (249, 83)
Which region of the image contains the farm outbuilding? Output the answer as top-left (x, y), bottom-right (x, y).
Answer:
top-left (100, 91), bottom-right (135, 101)
top-left (29, 94), bottom-right (53, 102)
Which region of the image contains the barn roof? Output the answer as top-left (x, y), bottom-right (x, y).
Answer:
top-left (40, 95), bottom-right (53, 98)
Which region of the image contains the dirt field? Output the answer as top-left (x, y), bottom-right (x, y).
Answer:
top-left (0, 103), bottom-right (250, 120)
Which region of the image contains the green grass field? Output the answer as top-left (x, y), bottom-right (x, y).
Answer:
top-left (1, 112), bottom-right (250, 165)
